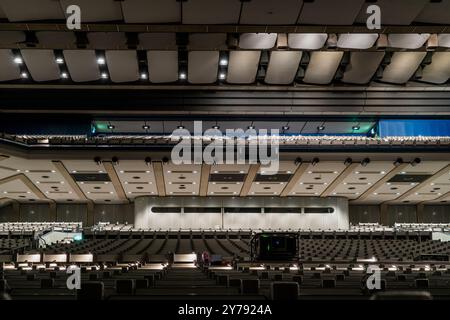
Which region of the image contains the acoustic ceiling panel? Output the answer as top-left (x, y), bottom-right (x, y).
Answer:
top-left (0, 0), bottom-right (64, 21)
top-left (298, 0), bottom-right (365, 25)
top-left (265, 51), bottom-right (302, 85)
top-left (188, 51), bottom-right (219, 84)
top-left (303, 51), bottom-right (344, 85)
top-left (105, 50), bottom-right (139, 83)
top-left (182, 0), bottom-right (241, 24)
top-left (87, 32), bottom-right (127, 50)
top-left (438, 34), bottom-right (450, 48)
top-left (342, 52), bottom-right (385, 84)
top-left (147, 50), bottom-right (178, 83)
top-left (0, 31), bottom-right (25, 45)
top-left (188, 33), bottom-right (227, 50)
top-left (240, 0), bottom-right (303, 25)
top-left (421, 52), bottom-right (450, 85)
top-left (414, 0), bottom-right (450, 24)
top-left (21, 49), bottom-right (60, 82)
top-left (138, 33), bottom-right (177, 50)
top-left (226, 51), bottom-right (261, 84)
top-left (381, 52), bottom-right (427, 84)
top-left (388, 34), bottom-right (430, 49)
top-left (60, 0), bottom-right (123, 22)
top-left (63, 50), bottom-right (101, 82)
top-left (355, 0), bottom-right (429, 25)
top-left (36, 32), bottom-right (76, 48)
top-left (239, 33), bottom-right (277, 49)
top-left (0, 49), bottom-right (20, 81)
top-left (121, 0), bottom-right (181, 23)
top-left (288, 33), bottom-right (328, 50)
top-left (337, 33), bottom-right (379, 49)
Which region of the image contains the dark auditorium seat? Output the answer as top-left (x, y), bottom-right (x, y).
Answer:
top-left (371, 291), bottom-right (432, 300)
top-left (77, 282), bottom-right (104, 300)
top-left (415, 279), bottom-right (429, 289)
top-left (271, 282), bottom-right (299, 300)
top-left (41, 278), bottom-right (55, 289)
top-left (241, 279), bottom-right (259, 295)
top-left (116, 279), bottom-right (136, 295)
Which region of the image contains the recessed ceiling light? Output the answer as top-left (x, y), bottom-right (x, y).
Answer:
top-left (143, 125), bottom-right (150, 130)
top-left (352, 125), bottom-right (360, 131)
top-left (373, 192), bottom-right (378, 195)
top-left (61, 72), bottom-right (68, 79)
top-left (97, 57), bottom-right (105, 65)
top-left (218, 73), bottom-right (226, 80)
top-left (177, 125), bottom-right (185, 129)
top-left (248, 125), bottom-right (255, 130)
top-left (13, 57), bottom-right (23, 64)
top-left (282, 126), bottom-right (290, 131)
top-left (380, 171), bottom-right (386, 174)
top-left (219, 59), bottom-right (228, 66)
top-left (21, 72), bottom-right (28, 78)
top-left (56, 57), bottom-right (64, 64)
top-left (212, 125), bottom-right (220, 129)
top-left (400, 171), bottom-right (406, 174)
top-left (140, 73), bottom-right (147, 80)
top-left (101, 73), bottom-right (108, 79)
top-left (317, 125), bottom-right (325, 131)
top-left (179, 72), bottom-right (186, 80)
top-left (107, 125), bottom-right (114, 130)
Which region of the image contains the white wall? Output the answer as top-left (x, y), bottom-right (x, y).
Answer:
top-left (134, 196), bottom-right (349, 230)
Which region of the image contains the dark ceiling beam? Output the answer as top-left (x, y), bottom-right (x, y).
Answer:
top-left (1, 23), bottom-right (450, 34)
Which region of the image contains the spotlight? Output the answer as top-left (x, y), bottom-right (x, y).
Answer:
top-left (344, 158), bottom-right (353, 166)
top-left (177, 125), bottom-right (185, 129)
top-left (145, 157), bottom-right (152, 166)
top-left (312, 158), bottom-right (320, 166)
top-left (101, 72), bottom-right (108, 79)
top-left (143, 125), bottom-right (150, 130)
top-left (112, 157), bottom-right (119, 166)
top-left (179, 72), bottom-right (186, 80)
top-left (248, 125), bottom-right (255, 130)
top-left (282, 126), bottom-right (290, 131)
top-left (107, 124), bottom-right (115, 130)
top-left (294, 157), bottom-right (302, 166)
top-left (352, 125), bottom-right (360, 131)
top-left (218, 73), bottom-right (226, 80)
top-left (140, 73), bottom-right (147, 80)
top-left (61, 72), bottom-right (68, 79)
top-left (411, 158), bottom-right (421, 166)
top-left (317, 125), bottom-right (325, 131)
top-left (394, 158), bottom-right (404, 166)
top-left (361, 158), bottom-right (370, 167)
top-left (212, 125), bottom-right (220, 129)
top-left (94, 157), bottom-right (102, 165)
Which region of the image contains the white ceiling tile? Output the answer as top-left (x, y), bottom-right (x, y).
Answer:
top-left (0, 49), bottom-right (20, 81)
top-left (21, 49), bottom-right (60, 82)
top-left (226, 51), bottom-right (261, 84)
top-left (0, 0), bottom-right (64, 21)
top-left (147, 50), bottom-right (178, 83)
top-left (105, 50), bottom-right (139, 83)
top-left (288, 33), bottom-right (328, 50)
top-left (388, 34), bottom-right (430, 49)
top-left (121, 0), bottom-right (180, 23)
top-left (182, 0), bottom-right (241, 24)
top-left (303, 51), bottom-right (344, 85)
top-left (337, 33), bottom-right (379, 49)
top-left (188, 51), bottom-right (219, 84)
top-left (265, 51), bottom-right (302, 85)
top-left (240, 0), bottom-right (303, 24)
top-left (63, 50), bottom-right (100, 82)
top-left (381, 52), bottom-right (427, 84)
top-left (342, 52), bottom-right (385, 84)
top-left (239, 33), bottom-right (277, 50)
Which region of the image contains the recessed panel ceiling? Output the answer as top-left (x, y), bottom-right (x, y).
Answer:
top-left (288, 34), bottom-right (328, 50)
top-left (188, 34), bottom-right (227, 50)
top-left (298, 0), bottom-right (365, 25)
top-left (265, 51), bottom-right (302, 85)
top-left (36, 32), bottom-right (76, 48)
top-left (438, 34), bottom-right (450, 48)
top-left (138, 33), bottom-right (177, 50)
top-left (337, 33), bottom-right (378, 49)
top-left (421, 52), bottom-right (450, 85)
top-left (147, 50), bottom-right (178, 83)
top-left (0, 0), bottom-right (64, 21)
top-left (60, 0), bottom-right (123, 22)
top-left (240, 0), bottom-right (303, 25)
top-left (21, 49), bottom-right (60, 82)
top-left (188, 51), bottom-right (219, 84)
top-left (105, 50), bottom-right (139, 83)
top-left (63, 50), bottom-right (101, 82)
top-left (355, 0), bottom-right (428, 25)
top-left (388, 34), bottom-right (430, 49)
top-left (182, 0), bottom-right (241, 24)
top-left (0, 49), bottom-right (20, 81)
top-left (381, 52), bottom-right (426, 84)
top-left (239, 33), bottom-right (277, 50)
top-left (303, 51), bottom-right (344, 85)
top-left (87, 33), bottom-right (127, 50)
top-left (342, 52), bottom-right (385, 85)
top-left (121, 0), bottom-right (181, 23)
top-left (226, 51), bottom-right (261, 84)
top-left (0, 31), bottom-right (26, 45)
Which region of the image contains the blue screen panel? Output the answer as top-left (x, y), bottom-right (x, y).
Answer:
top-left (379, 120), bottom-right (450, 137)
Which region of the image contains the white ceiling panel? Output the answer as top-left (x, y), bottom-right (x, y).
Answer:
top-left (265, 51), bottom-right (302, 85)
top-left (87, 32), bottom-right (127, 49)
top-left (139, 33), bottom-right (177, 50)
top-left (414, 0), bottom-right (450, 24)
top-left (355, 0), bottom-right (428, 25)
top-left (121, 0), bottom-right (180, 23)
top-left (226, 51), bottom-right (261, 84)
top-left (381, 52), bottom-right (426, 84)
top-left (164, 163), bottom-right (201, 196)
top-left (188, 51), bottom-right (219, 84)
top-left (60, 0), bottom-right (123, 22)
top-left (421, 52), bottom-right (450, 85)
top-left (0, 0), bottom-right (64, 21)
top-left (337, 33), bottom-right (378, 49)
top-left (105, 50), bottom-right (139, 83)
top-left (63, 50), bottom-right (100, 82)
top-left (303, 51), bottom-right (344, 85)
top-left (438, 34), bottom-right (450, 48)
top-left (288, 33), bottom-right (328, 50)
top-left (298, 0), bottom-right (365, 25)
top-left (388, 34), bottom-right (430, 49)
top-left (240, 0), bottom-right (303, 24)
top-left (36, 32), bottom-right (76, 48)
top-left (182, 0), bottom-right (241, 24)
top-left (115, 161), bottom-right (158, 199)
top-left (0, 180), bottom-right (40, 202)
top-left (239, 33), bottom-right (277, 49)
top-left (147, 50), bottom-right (178, 83)
top-left (21, 50), bottom-right (60, 82)
top-left (188, 33), bottom-right (227, 50)
top-left (342, 52), bottom-right (385, 85)
top-left (0, 49), bottom-right (20, 81)
top-left (0, 31), bottom-right (25, 45)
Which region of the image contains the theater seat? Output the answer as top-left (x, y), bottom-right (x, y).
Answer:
top-left (260, 271), bottom-right (269, 279)
top-left (41, 278), bottom-right (55, 289)
top-left (26, 274), bottom-right (36, 281)
top-left (136, 279), bottom-right (149, 289)
top-left (228, 279), bottom-right (241, 288)
top-left (116, 279), bottom-right (136, 295)
top-left (292, 275), bottom-right (303, 285)
top-left (271, 282), bottom-right (299, 300)
top-left (77, 282), bottom-right (104, 300)
top-left (144, 275), bottom-right (155, 287)
top-left (216, 275), bottom-right (228, 286)
top-left (0, 279), bottom-right (10, 293)
top-left (371, 291), bottom-right (432, 300)
top-left (273, 274), bottom-right (282, 281)
top-left (415, 279), bottom-right (429, 289)
top-left (322, 279), bottom-right (336, 288)
top-left (89, 273), bottom-right (99, 281)
top-left (241, 279), bottom-right (259, 294)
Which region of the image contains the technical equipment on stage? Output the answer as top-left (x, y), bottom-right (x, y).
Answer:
top-left (250, 232), bottom-right (299, 261)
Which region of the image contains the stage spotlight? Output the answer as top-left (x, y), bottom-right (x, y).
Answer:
top-left (312, 158), bottom-right (320, 166)
top-left (94, 157), bottom-right (102, 165)
top-left (344, 158), bottom-right (353, 166)
top-left (294, 157), bottom-right (302, 166)
top-left (394, 158), bottom-right (404, 166)
top-left (112, 157), bottom-right (119, 166)
top-left (361, 158), bottom-right (370, 167)
top-left (411, 158), bottom-right (421, 166)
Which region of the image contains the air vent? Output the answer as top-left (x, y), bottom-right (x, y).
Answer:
top-left (71, 173), bottom-right (111, 182)
top-left (255, 174), bottom-right (291, 182)
top-left (210, 173), bottom-right (246, 182)
top-left (388, 174), bottom-right (432, 183)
